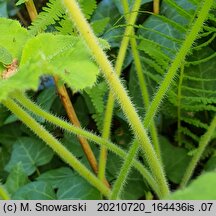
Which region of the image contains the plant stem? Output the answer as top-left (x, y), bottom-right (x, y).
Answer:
top-left (17, 11), bottom-right (28, 26)
top-left (109, 0), bottom-right (213, 198)
top-left (180, 116), bottom-right (216, 188)
top-left (14, 92), bottom-right (161, 198)
top-left (153, 0), bottom-right (160, 14)
top-left (177, 63), bottom-right (184, 146)
top-left (54, 77), bottom-right (103, 183)
top-left (113, 0), bottom-right (213, 195)
top-left (122, 0), bottom-right (161, 159)
top-left (110, 139), bottom-right (138, 199)
top-left (62, 0), bottom-right (169, 197)
top-left (25, 1), bottom-right (100, 178)
top-left (110, 0), bottom-right (161, 199)
top-left (98, 0), bottom-right (142, 186)
top-left (0, 183), bottom-right (10, 200)
top-left (144, 0), bottom-right (214, 129)
top-left (2, 98), bottom-right (111, 198)
top-left (25, 0), bottom-right (37, 21)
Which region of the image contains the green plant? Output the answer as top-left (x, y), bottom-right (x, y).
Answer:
top-left (0, 0), bottom-right (215, 200)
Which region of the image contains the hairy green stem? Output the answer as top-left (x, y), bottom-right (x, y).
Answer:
top-left (110, 140), bottom-right (139, 199)
top-left (122, 0), bottom-right (160, 158)
top-left (98, 0), bottom-right (142, 184)
top-left (13, 92), bottom-right (161, 198)
top-left (2, 98), bottom-right (111, 198)
top-left (0, 183), bottom-right (10, 200)
top-left (110, 0), bottom-right (161, 199)
top-left (111, 0), bottom-right (214, 198)
top-left (98, 96), bottom-right (113, 182)
top-left (180, 116), bottom-right (216, 188)
top-left (62, 0), bottom-right (169, 197)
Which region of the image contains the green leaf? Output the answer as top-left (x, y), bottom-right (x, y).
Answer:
top-left (28, 0), bottom-right (96, 35)
top-left (28, 0), bottom-right (64, 35)
top-left (36, 86), bottom-right (57, 112)
top-left (3, 114), bottom-right (19, 125)
top-left (85, 81), bottom-right (107, 131)
top-left (20, 33), bottom-right (99, 90)
top-left (167, 46), bottom-right (216, 146)
top-left (0, 55), bottom-right (51, 102)
top-left (73, 95), bottom-right (90, 127)
top-left (55, 15), bottom-right (74, 35)
top-left (121, 170), bottom-right (147, 200)
top-left (0, 123), bottom-right (22, 145)
top-left (160, 136), bottom-right (191, 184)
top-left (204, 155), bottom-right (216, 171)
top-left (0, 46), bottom-right (13, 65)
top-left (5, 162), bottom-right (29, 195)
top-left (92, 0), bottom-right (124, 47)
top-left (179, 47), bottom-right (216, 105)
top-left (166, 172), bottom-right (216, 199)
top-left (12, 181), bottom-right (56, 200)
top-left (162, 0), bottom-right (196, 25)
top-left (79, 0), bottom-right (97, 19)
top-left (5, 137), bottom-right (54, 175)
top-left (0, 33), bottom-right (100, 102)
top-left (16, 0), bottom-right (27, 6)
top-left (0, 18), bottom-right (30, 61)
top-left (0, 104), bottom-right (10, 126)
top-left (37, 167), bottom-right (74, 189)
top-left (91, 17), bottom-right (110, 36)
top-left (128, 65), bottom-right (146, 117)
top-left (57, 175), bottom-right (100, 200)
top-left (106, 153), bottom-right (122, 181)
top-left (61, 133), bottom-right (85, 158)
top-left (0, 146), bottom-right (10, 179)
top-left (106, 153), bottom-right (147, 199)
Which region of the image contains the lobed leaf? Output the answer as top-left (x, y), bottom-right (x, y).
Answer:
top-left (5, 163), bottom-right (29, 195)
top-left (20, 33), bottom-right (99, 90)
top-left (0, 26), bottom-right (100, 102)
top-left (12, 181), bottom-right (56, 200)
top-left (37, 167), bottom-right (74, 189)
top-left (5, 137), bottom-right (54, 175)
top-left (57, 175), bottom-right (101, 200)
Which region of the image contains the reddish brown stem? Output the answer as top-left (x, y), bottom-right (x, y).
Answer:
top-left (53, 78), bottom-right (100, 174)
